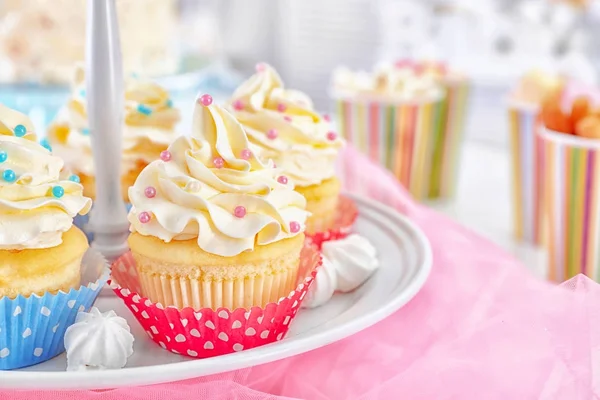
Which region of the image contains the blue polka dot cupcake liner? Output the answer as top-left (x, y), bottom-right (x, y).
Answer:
top-left (74, 203), bottom-right (132, 242)
top-left (0, 249), bottom-right (109, 370)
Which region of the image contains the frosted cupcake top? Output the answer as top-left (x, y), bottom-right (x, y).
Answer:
top-left (128, 96), bottom-right (309, 257)
top-left (0, 104), bottom-right (91, 250)
top-left (332, 61), bottom-right (446, 103)
top-left (48, 67), bottom-right (181, 176)
top-left (227, 64), bottom-right (344, 187)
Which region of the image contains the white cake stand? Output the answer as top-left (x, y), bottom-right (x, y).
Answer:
top-left (2, 194), bottom-right (432, 389)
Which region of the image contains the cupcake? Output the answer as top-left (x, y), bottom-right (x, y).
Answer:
top-left (48, 66), bottom-right (181, 202)
top-left (126, 95), bottom-right (310, 310)
top-left (227, 64), bottom-right (344, 234)
top-left (0, 103), bottom-right (92, 298)
top-left (0, 104), bottom-right (107, 370)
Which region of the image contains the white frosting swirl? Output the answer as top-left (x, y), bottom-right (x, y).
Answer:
top-left (228, 64), bottom-right (343, 187)
top-left (0, 104), bottom-right (91, 250)
top-left (321, 234), bottom-right (379, 293)
top-left (128, 101), bottom-right (309, 257)
top-left (64, 307), bottom-right (134, 371)
top-left (48, 69), bottom-right (180, 176)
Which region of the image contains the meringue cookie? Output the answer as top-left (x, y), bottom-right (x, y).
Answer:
top-left (322, 234), bottom-right (379, 293)
top-left (64, 307), bottom-right (134, 371)
top-left (302, 255), bottom-right (338, 309)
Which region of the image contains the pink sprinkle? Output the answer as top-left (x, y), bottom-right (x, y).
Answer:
top-left (323, 114), bottom-right (331, 122)
top-left (326, 131), bottom-right (337, 141)
top-left (255, 63), bottom-right (266, 72)
top-left (267, 129), bottom-right (278, 140)
top-left (233, 100), bottom-right (244, 111)
top-left (213, 157), bottom-right (225, 168)
top-left (277, 103), bottom-right (287, 112)
top-left (290, 221), bottom-right (301, 233)
top-left (138, 212), bottom-right (151, 224)
top-left (277, 175), bottom-right (288, 184)
top-left (272, 162), bottom-right (277, 168)
top-left (144, 186), bottom-right (156, 198)
top-left (240, 149), bottom-right (252, 160)
top-left (284, 116), bottom-right (292, 122)
top-left (160, 150), bottom-right (172, 161)
top-left (198, 94), bottom-right (213, 106)
top-left (234, 205), bottom-right (247, 218)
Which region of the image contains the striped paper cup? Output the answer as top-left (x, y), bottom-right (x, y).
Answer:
top-left (333, 88), bottom-right (464, 201)
top-left (507, 100), bottom-right (545, 245)
top-left (541, 128), bottom-right (600, 282)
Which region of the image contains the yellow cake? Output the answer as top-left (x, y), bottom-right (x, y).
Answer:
top-left (0, 104), bottom-right (92, 299)
top-left (47, 67), bottom-right (180, 202)
top-left (0, 227), bottom-right (89, 299)
top-left (127, 97), bottom-right (309, 309)
top-left (129, 232), bottom-right (304, 309)
top-left (227, 64), bottom-right (344, 233)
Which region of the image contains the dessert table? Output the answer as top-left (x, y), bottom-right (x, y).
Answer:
top-left (3, 145), bottom-right (599, 399)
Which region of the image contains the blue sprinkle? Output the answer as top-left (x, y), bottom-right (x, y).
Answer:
top-left (137, 104), bottom-right (152, 115)
top-left (81, 128), bottom-right (90, 136)
top-left (40, 138), bottom-right (52, 152)
top-left (69, 174), bottom-right (80, 183)
top-left (52, 186), bottom-right (65, 198)
top-left (3, 169), bottom-right (16, 183)
top-left (79, 89), bottom-right (86, 97)
top-left (14, 124), bottom-right (26, 137)
top-left (166, 99), bottom-right (173, 108)
top-left (131, 72), bottom-right (139, 79)
top-left (0, 151), bottom-right (6, 163)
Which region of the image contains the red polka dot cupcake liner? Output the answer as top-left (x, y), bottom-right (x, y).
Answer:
top-left (307, 195), bottom-right (358, 249)
top-left (109, 242), bottom-right (322, 358)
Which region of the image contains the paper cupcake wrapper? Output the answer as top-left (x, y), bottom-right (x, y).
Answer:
top-left (508, 103), bottom-right (545, 245)
top-left (333, 80), bottom-right (469, 200)
top-left (74, 203), bottom-right (132, 242)
top-left (541, 128), bottom-right (600, 282)
top-left (0, 249), bottom-right (109, 370)
top-left (109, 242), bottom-right (322, 358)
top-left (307, 195), bottom-right (358, 249)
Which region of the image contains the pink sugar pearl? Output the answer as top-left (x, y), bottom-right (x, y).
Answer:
top-left (255, 63), bottom-right (266, 72)
top-left (240, 149), bottom-right (252, 160)
top-left (234, 205), bottom-right (246, 218)
top-left (138, 211), bottom-right (151, 224)
top-left (326, 131), bottom-right (337, 141)
top-left (144, 186), bottom-right (156, 198)
top-left (277, 103), bottom-right (287, 112)
top-left (160, 150), bottom-right (172, 161)
top-left (277, 175), bottom-right (288, 184)
top-left (290, 221), bottom-right (301, 233)
top-left (267, 129), bottom-right (278, 140)
top-left (233, 100), bottom-right (244, 111)
top-left (198, 94), bottom-right (213, 106)
top-left (323, 114), bottom-right (331, 122)
top-left (213, 157), bottom-right (225, 168)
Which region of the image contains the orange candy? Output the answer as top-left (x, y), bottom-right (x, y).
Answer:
top-left (540, 94), bottom-right (600, 137)
top-left (571, 97), bottom-right (590, 131)
top-left (541, 95), bottom-right (572, 134)
top-left (576, 115), bottom-right (600, 139)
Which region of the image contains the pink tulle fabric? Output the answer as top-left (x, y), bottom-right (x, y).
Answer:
top-left (5, 146), bottom-right (599, 399)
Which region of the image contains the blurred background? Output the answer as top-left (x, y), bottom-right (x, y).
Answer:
top-left (1, 0), bottom-right (598, 275)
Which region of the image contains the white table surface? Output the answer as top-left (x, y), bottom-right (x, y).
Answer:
top-left (424, 140), bottom-right (547, 279)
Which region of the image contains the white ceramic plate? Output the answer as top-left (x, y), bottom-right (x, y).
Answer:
top-left (1, 194), bottom-right (432, 390)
